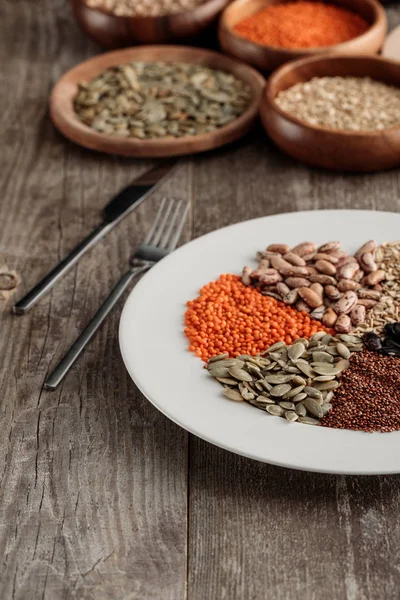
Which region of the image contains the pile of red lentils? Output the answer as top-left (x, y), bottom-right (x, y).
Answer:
top-left (185, 274), bottom-right (328, 362)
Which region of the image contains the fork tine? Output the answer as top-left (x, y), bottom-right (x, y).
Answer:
top-left (167, 202), bottom-right (190, 251)
top-left (144, 197), bottom-right (167, 245)
top-left (159, 200), bottom-right (182, 249)
top-left (151, 198), bottom-right (174, 246)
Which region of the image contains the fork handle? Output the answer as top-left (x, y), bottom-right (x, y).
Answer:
top-left (44, 265), bottom-right (148, 391)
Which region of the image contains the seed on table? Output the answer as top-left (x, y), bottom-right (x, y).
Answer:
top-left (313, 375), bottom-right (336, 381)
top-left (270, 384), bottom-right (292, 397)
top-left (223, 388), bottom-right (243, 401)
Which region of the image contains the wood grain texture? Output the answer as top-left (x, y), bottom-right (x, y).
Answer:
top-left (0, 1), bottom-right (189, 599)
top-left (1, 1), bottom-right (400, 599)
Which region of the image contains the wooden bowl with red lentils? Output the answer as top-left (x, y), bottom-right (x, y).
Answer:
top-left (71, 0), bottom-right (231, 49)
top-left (219, 0), bottom-right (387, 71)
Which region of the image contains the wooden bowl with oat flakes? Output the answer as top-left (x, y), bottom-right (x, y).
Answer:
top-left (71, 0), bottom-right (230, 48)
top-left (260, 54), bottom-right (400, 172)
top-left (50, 45), bottom-right (265, 158)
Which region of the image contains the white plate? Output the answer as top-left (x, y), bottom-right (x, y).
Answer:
top-left (119, 210), bottom-right (400, 475)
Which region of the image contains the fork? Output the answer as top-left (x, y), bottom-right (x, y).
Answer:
top-left (44, 198), bottom-right (189, 391)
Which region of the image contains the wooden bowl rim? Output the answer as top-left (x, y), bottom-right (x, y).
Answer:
top-left (50, 45), bottom-right (266, 157)
top-left (264, 54), bottom-right (400, 138)
top-left (73, 0), bottom-right (230, 23)
top-left (220, 0), bottom-right (386, 55)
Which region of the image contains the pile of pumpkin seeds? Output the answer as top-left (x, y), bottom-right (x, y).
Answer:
top-left (207, 332), bottom-right (363, 425)
top-left (74, 61), bottom-right (252, 139)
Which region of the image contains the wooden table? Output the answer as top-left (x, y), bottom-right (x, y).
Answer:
top-left (2, 2), bottom-right (400, 598)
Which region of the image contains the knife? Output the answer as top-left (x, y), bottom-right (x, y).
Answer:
top-left (14, 160), bottom-right (177, 315)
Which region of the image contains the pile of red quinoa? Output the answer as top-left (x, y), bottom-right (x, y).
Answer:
top-left (321, 350), bottom-right (400, 432)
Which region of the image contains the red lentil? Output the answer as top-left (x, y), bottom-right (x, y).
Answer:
top-left (233, 1), bottom-right (369, 50)
top-left (321, 350), bottom-right (400, 432)
top-left (185, 274), bottom-right (328, 362)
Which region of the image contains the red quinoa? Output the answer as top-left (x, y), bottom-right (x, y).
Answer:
top-left (321, 350), bottom-right (400, 432)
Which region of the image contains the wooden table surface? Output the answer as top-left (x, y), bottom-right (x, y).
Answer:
top-left (2, 1), bottom-right (400, 599)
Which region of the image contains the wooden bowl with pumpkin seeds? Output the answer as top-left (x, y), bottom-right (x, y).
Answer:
top-left (50, 45), bottom-right (265, 158)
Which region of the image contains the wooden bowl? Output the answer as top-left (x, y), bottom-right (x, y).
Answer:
top-left (71, 0), bottom-right (230, 48)
top-left (219, 0), bottom-right (387, 72)
top-left (50, 45), bottom-right (265, 158)
top-left (259, 54), bottom-right (400, 172)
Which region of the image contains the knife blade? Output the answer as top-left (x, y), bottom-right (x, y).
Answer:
top-left (14, 160), bottom-right (177, 314)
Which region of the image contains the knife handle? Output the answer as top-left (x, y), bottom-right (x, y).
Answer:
top-left (14, 223), bottom-right (112, 314)
top-left (44, 265), bottom-right (148, 391)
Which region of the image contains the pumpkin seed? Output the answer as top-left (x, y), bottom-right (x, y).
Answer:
top-left (285, 411), bottom-right (299, 422)
top-left (336, 343), bottom-right (351, 359)
top-left (279, 401), bottom-right (296, 410)
top-left (270, 384), bottom-right (292, 397)
top-left (321, 334), bottom-right (333, 345)
top-left (312, 351), bottom-right (334, 363)
top-left (339, 334), bottom-right (363, 344)
top-left (292, 392), bottom-right (308, 403)
top-left (209, 367), bottom-right (231, 378)
top-left (216, 377), bottom-right (238, 385)
top-left (265, 341), bottom-right (285, 353)
top-left (292, 375), bottom-right (307, 386)
top-left (288, 342), bottom-right (305, 361)
top-left (313, 365), bottom-right (342, 376)
top-left (313, 375), bottom-right (336, 381)
top-left (209, 353), bottom-right (229, 363)
top-left (283, 385), bottom-right (305, 398)
top-left (223, 388), bottom-right (243, 402)
top-left (335, 358), bottom-right (350, 372)
top-left (321, 403), bottom-right (332, 415)
top-left (229, 367), bottom-right (253, 382)
top-left (303, 386), bottom-right (323, 399)
top-left (298, 416), bottom-right (321, 426)
top-left (310, 331), bottom-right (327, 342)
top-left (295, 402), bottom-right (307, 416)
top-left (296, 362), bottom-right (315, 378)
top-left (314, 380), bottom-right (340, 391)
top-left (264, 374), bottom-right (293, 384)
top-left (266, 405), bottom-right (284, 416)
